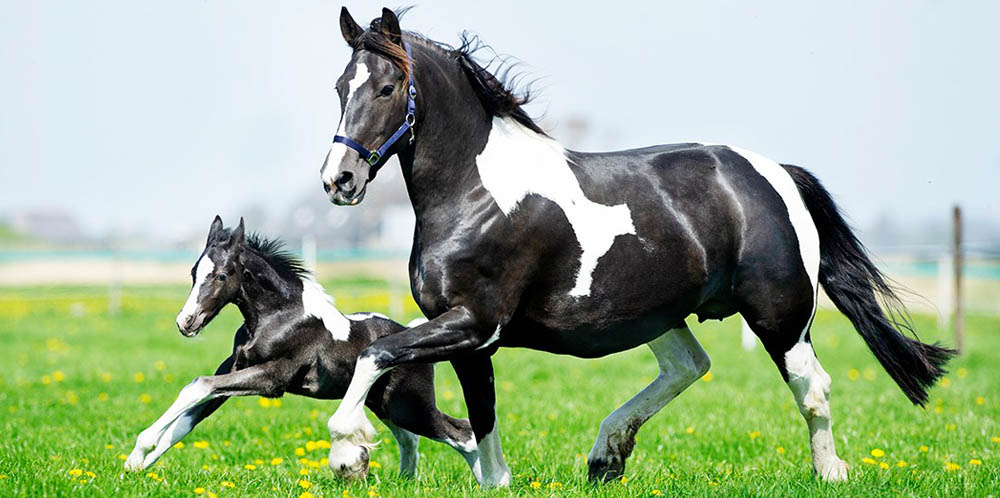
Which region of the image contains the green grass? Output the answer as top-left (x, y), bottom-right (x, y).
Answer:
top-left (0, 282), bottom-right (998, 497)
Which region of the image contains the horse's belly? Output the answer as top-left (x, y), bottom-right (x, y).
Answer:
top-left (501, 311), bottom-right (684, 358)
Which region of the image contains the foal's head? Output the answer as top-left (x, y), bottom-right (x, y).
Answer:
top-left (176, 216), bottom-right (246, 336)
top-left (320, 7), bottom-right (413, 206)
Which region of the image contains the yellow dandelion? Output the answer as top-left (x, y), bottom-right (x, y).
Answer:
top-left (969, 459), bottom-right (982, 466)
top-left (257, 398), bottom-right (272, 408)
top-left (940, 377), bottom-right (951, 388)
top-left (920, 445), bottom-right (929, 452)
top-left (243, 464), bottom-right (257, 470)
top-left (220, 480), bottom-right (235, 488)
top-left (134, 372), bottom-right (145, 383)
top-left (442, 390), bottom-right (455, 400)
top-left (298, 480), bottom-right (313, 489)
top-left (621, 476), bottom-right (629, 485)
top-left (896, 461), bottom-right (907, 467)
top-left (685, 426), bottom-right (695, 434)
top-left (66, 391), bottom-right (79, 405)
top-left (992, 437), bottom-right (1000, 444)
top-left (879, 462), bottom-right (889, 470)
top-left (305, 441), bottom-right (317, 451)
top-left (863, 368), bottom-right (876, 381)
top-left (208, 492), bottom-right (218, 498)
top-left (85, 471), bottom-right (96, 478)
top-left (871, 448), bottom-right (885, 458)
top-left (194, 488), bottom-right (205, 495)
top-left (530, 481), bottom-right (541, 489)
top-left (118, 454), bottom-right (128, 461)
top-left (193, 440), bottom-right (210, 449)
top-left (749, 430), bottom-right (761, 440)
top-left (139, 394), bottom-right (152, 404)
top-left (651, 491), bottom-right (663, 496)
top-left (173, 442), bottom-right (184, 449)
top-left (271, 457), bottom-right (283, 465)
top-left (201, 465), bottom-right (209, 470)
top-left (307, 460), bottom-right (321, 469)
top-left (944, 462), bottom-right (960, 471)
top-left (847, 368), bottom-right (860, 381)
top-left (776, 447), bottom-right (786, 454)
top-left (320, 457), bottom-right (329, 467)
top-left (223, 440), bottom-right (231, 446)
top-left (976, 396), bottom-right (985, 405)
top-left (98, 392), bottom-right (109, 402)
top-left (935, 406), bottom-right (943, 414)
top-left (253, 459), bottom-right (264, 465)
top-left (547, 482), bottom-right (562, 489)
top-left (862, 457), bottom-right (876, 465)
top-left (68, 469), bottom-right (83, 477)
top-left (368, 489), bottom-right (378, 498)
top-left (272, 399), bottom-right (282, 407)
top-left (317, 440), bottom-right (331, 449)
top-left (100, 372), bottom-right (112, 382)
top-left (368, 461), bottom-right (382, 470)
top-left (300, 493), bottom-right (314, 498)
top-left (41, 375), bottom-right (52, 385)
top-left (299, 468), bottom-right (309, 475)
top-left (53, 371), bottom-right (66, 382)
top-left (701, 371), bottom-right (714, 382)
top-left (294, 447), bottom-right (306, 457)
top-left (154, 360), bottom-right (166, 371)
top-left (957, 367), bottom-right (967, 378)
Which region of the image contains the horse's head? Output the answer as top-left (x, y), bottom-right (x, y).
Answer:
top-left (321, 7), bottom-right (413, 206)
top-left (176, 216), bottom-right (245, 337)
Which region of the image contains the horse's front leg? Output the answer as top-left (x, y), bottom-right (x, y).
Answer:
top-left (125, 358), bottom-right (288, 471)
top-left (326, 305), bottom-right (500, 482)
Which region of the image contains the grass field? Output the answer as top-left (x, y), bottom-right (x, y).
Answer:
top-left (0, 281), bottom-right (998, 497)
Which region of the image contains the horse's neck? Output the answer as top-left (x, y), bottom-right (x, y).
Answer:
top-left (234, 256), bottom-right (299, 332)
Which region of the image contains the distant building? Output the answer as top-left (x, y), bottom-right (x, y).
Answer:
top-left (4, 209), bottom-right (85, 243)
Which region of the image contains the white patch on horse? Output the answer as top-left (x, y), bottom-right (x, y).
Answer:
top-left (176, 254), bottom-right (214, 329)
top-left (301, 278), bottom-right (351, 340)
top-left (405, 317), bottom-right (428, 328)
top-left (722, 145), bottom-right (820, 341)
top-left (476, 324), bottom-right (502, 350)
top-left (327, 355), bottom-right (383, 476)
top-left (322, 62), bottom-right (371, 183)
top-left (476, 117), bottom-right (636, 297)
top-left (346, 312), bottom-right (389, 322)
top-left (784, 342), bottom-right (848, 481)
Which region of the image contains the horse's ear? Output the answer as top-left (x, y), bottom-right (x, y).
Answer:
top-left (380, 8), bottom-right (402, 45)
top-left (230, 217), bottom-right (245, 248)
top-left (208, 215), bottom-right (223, 243)
top-left (340, 7), bottom-right (363, 46)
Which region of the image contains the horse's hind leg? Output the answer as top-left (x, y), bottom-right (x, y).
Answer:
top-left (741, 295), bottom-right (848, 481)
top-left (587, 325), bottom-right (710, 482)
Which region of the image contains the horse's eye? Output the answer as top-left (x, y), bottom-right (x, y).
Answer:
top-left (379, 85), bottom-right (394, 97)
top-left (217, 274), bottom-right (227, 282)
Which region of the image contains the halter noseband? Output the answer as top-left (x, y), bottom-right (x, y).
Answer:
top-left (332, 41), bottom-right (416, 172)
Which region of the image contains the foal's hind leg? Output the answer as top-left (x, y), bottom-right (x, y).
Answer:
top-left (587, 325), bottom-right (710, 481)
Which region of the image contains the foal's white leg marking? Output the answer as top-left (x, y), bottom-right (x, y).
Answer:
top-left (176, 255), bottom-right (214, 328)
top-left (321, 62), bottom-right (371, 184)
top-left (383, 421), bottom-right (420, 478)
top-left (718, 145), bottom-right (821, 340)
top-left (476, 117), bottom-right (636, 297)
top-left (440, 434), bottom-right (482, 482)
top-left (125, 378), bottom-right (212, 471)
top-left (785, 342), bottom-right (848, 481)
top-left (300, 278), bottom-right (351, 340)
top-left (588, 326), bottom-right (710, 472)
top-left (327, 355), bottom-right (384, 476)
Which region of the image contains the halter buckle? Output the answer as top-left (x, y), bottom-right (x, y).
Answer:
top-left (366, 151), bottom-right (381, 166)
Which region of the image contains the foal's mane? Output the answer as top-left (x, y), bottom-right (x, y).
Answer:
top-left (353, 10), bottom-right (544, 135)
top-left (244, 232), bottom-right (309, 279)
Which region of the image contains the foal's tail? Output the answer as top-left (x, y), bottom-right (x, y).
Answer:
top-left (783, 165), bottom-right (956, 406)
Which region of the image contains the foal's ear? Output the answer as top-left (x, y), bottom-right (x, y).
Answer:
top-left (208, 215), bottom-right (224, 243)
top-left (340, 7), bottom-right (363, 46)
top-left (380, 8), bottom-right (402, 45)
top-left (230, 217), bottom-right (246, 248)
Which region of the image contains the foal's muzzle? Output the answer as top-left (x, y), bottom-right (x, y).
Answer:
top-left (176, 313), bottom-right (206, 337)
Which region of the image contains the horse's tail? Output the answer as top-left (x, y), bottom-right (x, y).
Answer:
top-left (783, 164), bottom-right (956, 406)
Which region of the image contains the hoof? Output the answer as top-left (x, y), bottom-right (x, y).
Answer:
top-left (329, 440), bottom-right (370, 480)
top-left (587, 456), bottom-right (625, 483)
top-left (818, 458), bottom-right (849, 482)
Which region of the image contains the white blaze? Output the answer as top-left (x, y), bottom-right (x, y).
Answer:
top-left (322, 62), bottom-right (371, 185)
top-left (176, 255), bottom-right (214, 328)
top-left (475, 117), bottom-right (636, 297)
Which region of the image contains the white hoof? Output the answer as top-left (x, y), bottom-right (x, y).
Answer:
top-left (328, 439), bottom-right (370, 479)
top-left (818, 458), bottom-right (849, 482)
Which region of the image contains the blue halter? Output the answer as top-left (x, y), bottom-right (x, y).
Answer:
top-left (333, 41), bottom-right (416, 170)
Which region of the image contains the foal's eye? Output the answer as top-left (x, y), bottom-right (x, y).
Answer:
top-left (379, 85), bottom-right (394, 97)
top-left (217, 274), bottom-right (227, 282)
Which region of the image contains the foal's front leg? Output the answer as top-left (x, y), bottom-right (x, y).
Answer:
top-left (125, 359), bottom-right (289, 471)
top-left (327, 306), bottom-right (500, 482)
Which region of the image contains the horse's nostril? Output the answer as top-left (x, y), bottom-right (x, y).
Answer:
top-left (334, 171), bottom-right (353, 188)
top-left (323, 182), bottom-right (331, 193)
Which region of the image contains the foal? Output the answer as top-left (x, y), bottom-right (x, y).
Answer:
top-left (124, 216), bottom-right (476, 478)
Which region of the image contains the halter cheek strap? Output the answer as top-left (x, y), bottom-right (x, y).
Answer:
top-left (333, 41), bottom-right (416, 172)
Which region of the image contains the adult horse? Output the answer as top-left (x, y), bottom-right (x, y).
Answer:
top-left (318, 7), bottom-right (954, 486)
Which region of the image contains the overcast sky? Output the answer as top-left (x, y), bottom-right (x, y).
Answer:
top-left (0, 1), bottom-right (997, 244)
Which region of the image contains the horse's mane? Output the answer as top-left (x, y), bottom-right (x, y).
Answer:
top-left (353, 10), bottom-right (544, 135)
top-left (244, 232), bottom-right (309, 279)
